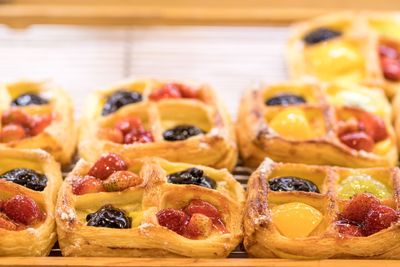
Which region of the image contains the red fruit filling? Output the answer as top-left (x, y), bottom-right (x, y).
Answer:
top-left (379, 43), bottom-right (400, 81)
top-left (102, 117), bottom-right (154, 145)
top-left (156, 199), bottom-right (227, 239)
top-left (337, 193), bottom-right (398, 237)
top-left (88, 153), bottom-right (128, 180)
top-left (0, 109), bottom-right (52, 143)
top-left (72, 175), bottom-right (105, 195)
top-left (337, 110), bottom-right (388, 152)
top-left (149, 83), bottom-right (198, 101)
top-left (0, 194), bottom-right (45, 230)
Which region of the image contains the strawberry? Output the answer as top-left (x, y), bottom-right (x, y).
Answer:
top-left (363, 204), bottom-right (398, 236)
top-left (1, 108), bottom-right (30, 128)
top-left (0, 124), bottom-right (27, 143)
top-left (358, 112), bottom-right (388, 143)
top-left (340, 193), bottom-right (380, 224)
top-left (124, 129), bottom-right (154, 144)
top-left (184, 199), bottom-right (220, 219)
top-left (103, 171), bottom-right (142, 192)
top-left (183, 213), bottom-right (213, 239)
top-left (381, 57), bottom-right (400, 81)
top-left (174, 83), bottom-right (198, 99)
top-left (29, 114), bottom-right (52, 136)
top-left (0, 213), bottom-right (17, 230)
top-left (115, 117), bottom-right (145, 135)
top-left (72, 175), bottom-right (105, 195)
top-left (379, 44), bottom-right (399, 59)
top-left (336, 220), bottom-right (363, 237)
top-left (339, 131), bottom-right (374, 152)
top-left (156, 208), bottom-right (189, 234)
top-left (87, 153), bottom-right (127, 180)
top-left (149, 84), bottom-right (182, 101)
top-left (2, 195), bottom-right (44, 225)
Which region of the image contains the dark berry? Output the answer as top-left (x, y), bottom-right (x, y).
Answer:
top-left (163, 125), bottom-right (204, 141)
top-left (167, 168), bottom-right (216, 189)
top-left (303, 27), bottom-right (342, 45)
top-left (11, 93), bottom-right (48, 106)
top-left (268, 176), bottom-right (319, 193)
top-left (0, 168), bottom-right (47, 191)
top-left (265, 94), bottom-right (306, 106)
top-left (86, 205), bottom-right (131, 229)
top-left (102, 90), bottom-right (143, 116)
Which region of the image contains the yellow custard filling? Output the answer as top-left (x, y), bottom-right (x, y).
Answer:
top-left (269, 108), bottom-right (314, 140)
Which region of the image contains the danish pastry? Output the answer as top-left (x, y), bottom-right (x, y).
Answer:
top-left (244, 157), bottom-right (400, 259)
top-left (56, 153), bottom-right (244, 257)
top-left (0, 80), bottom-right (77, 164)
top-left (236, 81), bottom-right (397, 168)
top-left (78, 79), bottom-right (237, 170)
top-left (0, 148), bottom-right (62, 256)
top-left (287, 12), bottom-right (400, 97)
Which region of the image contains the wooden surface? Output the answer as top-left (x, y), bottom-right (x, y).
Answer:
top-left (0, 0), bottom-right (400, 27)
top-left (1, 258), bottom-right (399, 267)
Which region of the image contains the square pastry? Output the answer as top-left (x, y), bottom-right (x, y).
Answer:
top-left (236, 81), bottom-right (397, 168)
top-left (0, 80), bottom-right (77, 164)
top-left (0, 148), bottom-right (62, 256)
top-left (244, 158), bottom-right (400, 259)
top-left (287, 12), bottom-right (400, 97)
top-left (78, 79), bottom-right (237, 170)
top-left (56, 153), bottom-right (244, 257)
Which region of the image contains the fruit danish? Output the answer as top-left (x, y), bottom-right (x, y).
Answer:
top-left (287, 12), bottom-right (400, 97)
top-left (236, 81), bottom-right (397, 168)
top-left (0, 148), bottom-right (62, 256)
top-left (78, 79), bottom-right (237, 170)
top-left (56, 153), bottom-right (244, 257)
top-left (244, 158), bottom-right (400, 259)
top-left (0, 80), bottom-right (76, 164)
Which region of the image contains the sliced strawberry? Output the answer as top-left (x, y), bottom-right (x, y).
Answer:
top-left (358, 112), bottom-right (388, 143)
top-left (156, 208), bottom-right (189, 234)
top-left (115, 117), bottom-right (145, 135)
top-left (0, 124), bottom-right (27, 143)
top-left (87, 153), bottom-right (128, 180)
top-left (29, 114), bottom-right (52, 136)
top-left (124, 129), bottom-right (154, 144)
top-left (381, 57), bottom-right (400, 81)
top-left (176, 83), bottom-right (198, 99)
top-left (3, 195), bottom-right (44, 225)
top-left (340, 193), bottom-right (380, 224)
top-left (1, 109), bottom-right (30, 128)
top-left (72, 175), bottom-right (105, 195)
top-left (339, 131), bottom-right (374, 152)
top-left (183, 213), bottom-right (213, 239)
top-left (184, 199), bottom-right (220, 219)
top-left (149, 84), bottom-right (182, 101)
top-left (379, 44), bottom-right (399, 59)
top-left (103, 171), bottom-right (142, 192)
top-left (363, 204), bottom-right (398, 236)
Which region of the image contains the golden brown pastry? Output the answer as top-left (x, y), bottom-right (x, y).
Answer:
top-left (0, 148), bottom-right (62, 256)
top-left (244, 157), bottom-right (400, 259)
top-left (0, 80), bottom-right (77, 164)
top-left (78, 78), bottom-right (237, 170)
top-left (56, 153), bottom-right (244, 257)
top-left (287, 12), bottom-right (400, 97)
top-left (236, 81), bottom-right (397, 168)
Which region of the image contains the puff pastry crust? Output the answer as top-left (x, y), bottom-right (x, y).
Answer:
top-left (287, 12), bottom-right (400, 97)
top-left (78, 78), bottom-right (237, 170)
top-left (244, 157), bottom-right (400, 259)
top-left (0, 148), bottom-right (62, 256)
top-left (0, 80), bottom-right (77, 164)
top-left (56, 156), bottom-right (244, 257)
top-left (236, 81), bottom-right (397, 168)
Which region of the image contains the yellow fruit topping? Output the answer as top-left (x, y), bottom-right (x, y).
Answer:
top-left (304, 40), bottom-right (364, 82)
top-left (337, 174), bottom-right (391, 200)
top-left (128, 210), bottom-right (143, 227)
top-left (271, 202), bottom-right (323, 238)
top-left (269, 108), bottom-right (313, 140)
top-left (370, 20), bottom-right (400, 39)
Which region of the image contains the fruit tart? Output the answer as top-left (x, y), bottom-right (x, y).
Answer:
top-left (56, 153), bottom-right (244, 257)
top-left (78, 79), bottom-right (237, 170)
top-left (0, 148), bottom-right (62, 256)
top-left (0, 80), bottom-right (77, 164)
top-left (287, 12), bottom-right (400, 97)
top-left (244, 157), bottom-right (400, 259)
top-left (236, 81), bottom-right (397, 168)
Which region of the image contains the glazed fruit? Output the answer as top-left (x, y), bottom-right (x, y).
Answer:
top-left (12, 93), bottom-right (48, 106)
top-left (109, 117), bottom-right (154, 144)
top-left (379, 43), bottom-right (400, 81)
top-left (269, 107), bottom-right (314, 140)
top-left (303, 27), bottom-right (342, 45)
top-left (0, 168), bottom-right (48, 191)
top-left (163, 125), bottom-right (205, 141)
top-left (339, 131), bottom-right (374, 152)
top-left (102, 91), bottom-right (143, 116)
top-left (156, 208), bottom-right (189, 235)
top-left (363, 204), bottom-right (398, 236)
top-left (88, 153), bottom-right (128, 180)
top-left (271, 202), bottom-right (323, 238)
top-left (336, 220), bottom-right (363, 237)
top-left (149, 83), bottom-right (198, 101)
top-left (337, 174), bottom-right (391, 200)
top-left (86, 205), bottom-right (131, 229)
top-left (357, 112), bottom-right (388, 143)
top-left (72, 175), bottom-right (105, 195)
top-left (265, 93), bottom-right (306, 106)
top-left (167, 168), bottom-right (216, 189)
top-left (2, 195), bottom-right (45, 225)
top-left (268, 176), bottom-right (319, 193)
top-left (102, 171), bottom-right (142, 192)
top-left (340, 193), bottom-right (380, 224)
